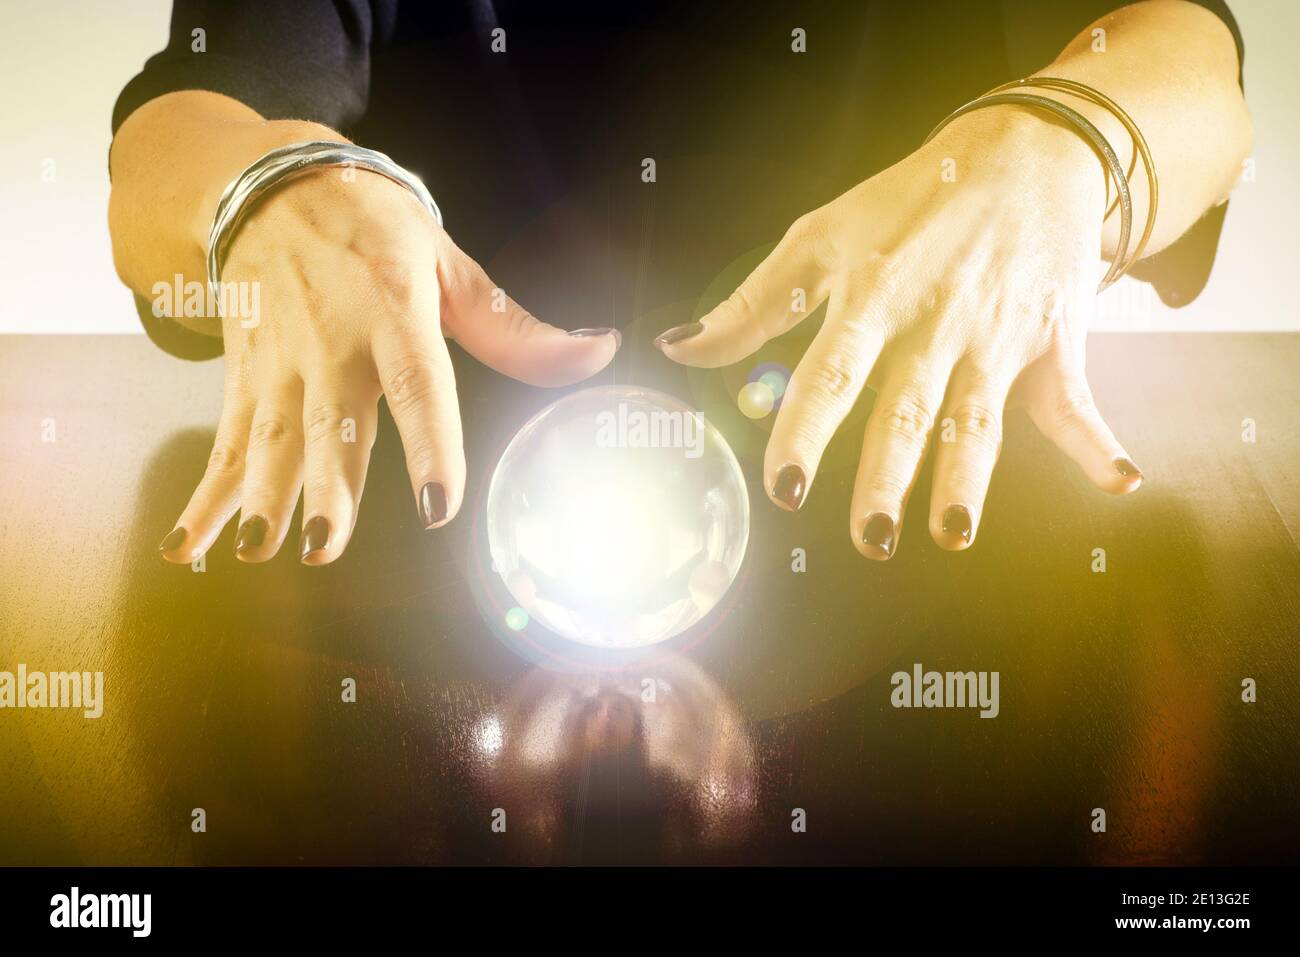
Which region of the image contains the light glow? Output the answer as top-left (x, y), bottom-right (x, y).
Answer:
top-left (486, 386), bottom-right (749, 648)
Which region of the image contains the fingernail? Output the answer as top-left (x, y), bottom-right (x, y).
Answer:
top-left (942, 505), bottom-right (973, 544)
top-left (569, 327), bottom-right (622, 350)
top-left (235, 515), bottom-right (268, 556)
top-left (771, 464), bottom-right (806, 511)
top-left (159, 526), bottom-right (187, 554)
top-left (300, 516), bottom-right (331, 563)
top-left (861, 512), bottom-right (895, 559)
top-left (654, 322), bottom-right (704, 349)
top-left (419, 481), bottom-right (448, 528)
top-left (1114, 457), bottom-right (1143, 485)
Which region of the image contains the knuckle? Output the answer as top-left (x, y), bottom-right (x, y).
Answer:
top-left (716, 284), bottom-right (761, 327)
top-left (920, 278), bottom-right (956, 316)
top-left (781, 213), bottom-right (819, 253)
top-left (205, 441), bottom-right (244, 477)
top-left (401, 432), bottom-right (448, 477)
top-left (247, 415), bottom-right (299, 450)
top-left (782, 419), bottom-right (829, 455)
top-left (365, 255), bottom-right (416, 303)
top-left (803, 355), bottom-right (862, 405)
top-left (239, 484), bottom-right (295, 518)
top-left (865, 252), bottom-right (905, 298)
top-left (876, 391), bottom-right (934, 442)
top-left (785, 212), bottom-right (837, 272)
top-left (1053, 389), bottom-right (1098, 431)
top-left (385, 359), bottom-right (438, 409)
top-left (442, 254), bottom-right (488, 302)
top-left (832, 296), bottom-right (882, 339)
top-left (784, 213), bottom-right (817, 243)
top-left (947, 401), bottom-right (1002, 445)
top-left (305, 402), bottom-right (350, 444)
top-left (956, 357), bottom-right (1007, 395)
top-left (861, 470), bottom-right (910, 501)
top-left (505, 303), bottom-right (539, 339)
top-left (303, 469), bottom-right (351, 504)
top-left (238, 483), bottom-right (277, 507)
top-left (945, 466), bottom-right (989, 494)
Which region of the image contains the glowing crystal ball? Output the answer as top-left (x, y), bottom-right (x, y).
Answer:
top-left (486, 385), bottom-right (750, 648)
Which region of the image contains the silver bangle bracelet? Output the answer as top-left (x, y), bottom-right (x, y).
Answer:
top-left (206, 140), bottom-right (444, 307)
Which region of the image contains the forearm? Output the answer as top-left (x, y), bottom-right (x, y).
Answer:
top-left (1031, 0), bottom-right (1252, 260)
top-left (107, 90), bottom-right (346, 332)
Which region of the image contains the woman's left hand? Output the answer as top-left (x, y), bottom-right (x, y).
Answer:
top-left (656, 107), bottom-right (1143, 560)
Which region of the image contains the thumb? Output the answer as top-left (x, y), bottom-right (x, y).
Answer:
top-left (1023, 349), bottom-right (1143, 496)
top-left (437, 245), bottom-right (619, 387)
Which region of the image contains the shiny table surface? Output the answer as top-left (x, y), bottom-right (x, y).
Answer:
top-left (1, 331), bottom-right (1297, 865)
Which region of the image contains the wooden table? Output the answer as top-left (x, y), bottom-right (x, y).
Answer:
top-left (1, 331), bottom-right (1296, 865)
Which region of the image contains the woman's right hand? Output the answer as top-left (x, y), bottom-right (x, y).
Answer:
top-left (110, 93), bottom-right (619, 566)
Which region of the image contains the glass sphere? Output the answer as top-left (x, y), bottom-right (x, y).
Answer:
top-left (487, 385), bottom-right (749, 648)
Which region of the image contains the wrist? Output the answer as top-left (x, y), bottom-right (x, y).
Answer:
top-left (932, 84), bottom-right (1148, 268)
top-left (186, 119), bottom-right (351, 255)
top-left (923, 100), bottom-right (1112, 241)
top-left (932, 102), bottom-right (1105, 186)
top-left (109, 92), bottom-right (345, 294)
top-left (216, 143), bottom-right (445, 298)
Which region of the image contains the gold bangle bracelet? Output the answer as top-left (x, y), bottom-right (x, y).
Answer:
top-left (986, 76), bottom-right (1158, 278)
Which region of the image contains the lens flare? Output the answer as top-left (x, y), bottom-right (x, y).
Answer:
top-left (738, 380), bottom-right (776, 419)
top-left (758, 369), bottom-right (787, 399)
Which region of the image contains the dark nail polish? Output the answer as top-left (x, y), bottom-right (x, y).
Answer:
top-left (300, 516), bottom-right (331, 562)
top-left (1114, 457), bottom-right (1143, 482)
top-left (159, 526), bottom-right (187, 554)
top-left (862, 512), bottom-right (895, 558)
top-left (654, 322), bottom-right (704, 348)
top-left (235, 515), bottom-right (268, 555)
top-left (419, 481), bottom-right (448, 528)
top-left (569, 327), bottom-right (622, 350)
top-left (771, 464), bottom-right (806, 511)
top-left (942, 504), bottom-right (973, 544)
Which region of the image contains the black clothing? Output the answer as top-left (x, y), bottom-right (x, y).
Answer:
top-left (114, 1), bottom-right (1246, 359)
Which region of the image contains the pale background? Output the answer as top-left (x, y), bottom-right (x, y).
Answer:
top-left (0, 0), bottom-right (1295, 335)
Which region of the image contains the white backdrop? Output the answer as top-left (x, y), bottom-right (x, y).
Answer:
top-left (0, 0), bottom-right (1294, 334)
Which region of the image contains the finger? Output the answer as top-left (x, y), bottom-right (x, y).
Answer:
top-left (298, 369), bottom-right (379, 565)
top-left (656, 214), bottom-right (828, 368)
top-left (233, 377), bottom-right (305, 562)
top-left (439, 246), bottom-right (619, 387)
top-left (160, 390), bottom-right (256, 563)
top-left (762, 290), bottom-right (885, 511)
top-left (928, 358), bottom-right (1016, 551)
top-left (372, 326), bottom-right (466, 533)
top-left (850, 357), bottom-right (954, 561)
top-left (1026, 355), bottom-right (1143, 495)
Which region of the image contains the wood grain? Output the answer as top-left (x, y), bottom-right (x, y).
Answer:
top-left (0, 332), bottom-right (1295, 864)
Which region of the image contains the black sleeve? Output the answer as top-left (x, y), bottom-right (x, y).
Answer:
top-left (112, 0), bottom-right (396, 360)
top-left (111, 0), bottom-right (391, 136)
